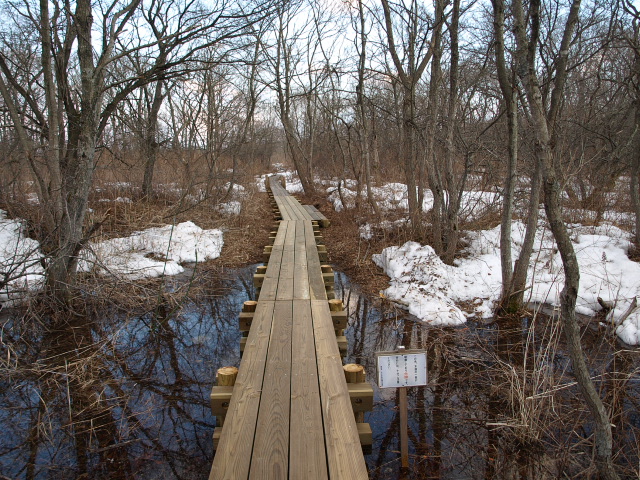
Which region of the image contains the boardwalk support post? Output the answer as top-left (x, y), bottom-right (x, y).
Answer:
top-left (343, 364), bottom-right (373, 447)
top-left (211, 366), bottom-right (239, 449)
top-left (328, 299), bottom-right (347, 354)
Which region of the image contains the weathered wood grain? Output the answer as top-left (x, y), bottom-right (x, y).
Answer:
top-left (289, 300), bottom-right (328, 478)
top-left (311, 299), bottom-right (368, 479)
top-left (249, 301), bottom-right (293, 479)
top-left (209, 301), bottom-right (276, 480)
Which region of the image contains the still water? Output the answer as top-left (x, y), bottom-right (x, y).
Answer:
top-left (0, 266), bottom-right (638, 479)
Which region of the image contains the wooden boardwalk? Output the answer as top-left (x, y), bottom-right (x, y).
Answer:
top-left (209, 176), bottom-right (369, 479)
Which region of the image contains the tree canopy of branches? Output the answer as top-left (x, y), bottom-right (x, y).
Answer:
top-left (0, 0), bottom-right (270, 306)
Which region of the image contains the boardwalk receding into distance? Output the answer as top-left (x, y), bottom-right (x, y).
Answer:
top-left (209, 176), bottom-right (370, 479)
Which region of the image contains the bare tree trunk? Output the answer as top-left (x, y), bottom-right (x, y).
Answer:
top-left (493, 0), bottom-right (517, 297)
top-left (44, 0), bottom-right (100, 305)
top-left (505, 163), bottom-right (542, 311)
top-left (402, 89), bottom-right (420, 224)
top-left (355, 0), bottom-right (380, 215)
top-left (424, 0), bottom-right (445, 251)
top-left (441, 0), bottom-right (461, 264)
top-left (226, 35), bottom-right (262, 198)
top-left (512, 0), bottom-right (619, 476)
top-left (142, 79), bottom-right (165, 198)
top-left (500, 89), bottom-right (518, 298)
top-left (630, 50), bottom-right (640, 244)
top-left (272, 8), bottom-right (315, 194)
top-left (380, 0), bottom-right (439, 229)
top-left (493, 0), bottom-right (543, 313)
top-left (631, 147), bottom-right (640, 245)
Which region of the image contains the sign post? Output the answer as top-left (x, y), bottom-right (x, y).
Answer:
top-left (376, 346), bottom-right (428, 469)
top-left (399, 379), bottom-right (409, 468)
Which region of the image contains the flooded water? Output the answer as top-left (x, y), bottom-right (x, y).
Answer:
top-left (0, 267), bottom-right (638, 479)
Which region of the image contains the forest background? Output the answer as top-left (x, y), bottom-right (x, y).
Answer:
top-left (1, 0), bottom-right (640, 478)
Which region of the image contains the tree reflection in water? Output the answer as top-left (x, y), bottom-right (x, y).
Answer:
top-left (0, 267), bottom-right (638, 479)
top-left (0, 265), bottom-right (255, 479)
top-left (335, 271), bottom-right (640, 480)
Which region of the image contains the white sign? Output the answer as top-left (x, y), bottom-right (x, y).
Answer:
top-left (376, 350), bottom-right (428, 388)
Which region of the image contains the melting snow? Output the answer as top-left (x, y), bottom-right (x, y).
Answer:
top-left (0, 211), bottom-right (45, 304)
top-left (374, 221), bottom-right (640, 345)
top-left (81, 221), bottom-right (223, 279)
top-left (1, 211), bottom-right (224, 304)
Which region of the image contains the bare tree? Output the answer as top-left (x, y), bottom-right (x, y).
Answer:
top-left (380, 0), bottom-right (441, 227)
top-left (492, 0), bottom-right (542, 313)
top-left (267, 0), bottom-right (317, 194)
top-left (511, 0), bottom-right (619, 476)
top-left (0, 0), bottom-right (268, 306)
top-left (622, 1), bottom-right (640, 245)
top-left (353, 0), bottom-right (381, 214)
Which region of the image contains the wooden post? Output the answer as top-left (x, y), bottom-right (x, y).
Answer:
top-left (399, 386), bottom-right (409, 469)
top-left (215, 366), bottom-right (238, 428)
top-left (241, 301), bottom-right (257, 337)
top-left (343, 364), bottom-right (366, 423)
top-left (397, 345), bottom-right (409, 469)
top-left (217, 366), bottom-right (238, 386)
top-left (343, 363), bottom-right (365, 383)
top-left (330, 299), bottom-right (347, 353)
top-left (328, 299), bottom-right (343, 312)
top-left (256, 266), bottom-right (267, 275)
top-left (242, 300), bottom-right (257, 313)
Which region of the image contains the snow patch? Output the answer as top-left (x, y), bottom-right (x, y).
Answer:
top-left (217, 201), bottom-right (242, 216)
top-left (374, 221), bottom-right (640, 344)
top-left (373, 242), bottom-right (467, 326)
top-left (81, 221), bottom-right (224, 280)
top-left (0, 211), bottom-right (45, 304)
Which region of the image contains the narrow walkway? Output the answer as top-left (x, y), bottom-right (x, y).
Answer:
top-left (209, 177), bottom-right (368, 479)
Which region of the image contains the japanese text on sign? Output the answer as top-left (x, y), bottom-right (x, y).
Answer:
top-left (376, 351), bottom-right (427, 388)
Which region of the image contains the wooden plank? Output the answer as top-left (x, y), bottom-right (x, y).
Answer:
top-left (269, 177), bottom-right (287, 194)
top-left (304, 204), bottom-right (330, 227)
top-left (286, 197), bottom-right (312, 221)
top-left (210, 301), bottom-right (277, 480)
top-left (304, 221), bottom-right (327, 301)
top-left (310, 299), bottom-right (368, 479)
top-left (293, 199), bottom-right (315, 222)
top-left (277, 196), bottom-right (298, 220)
top-left (293, 221), bottom-right (310, 300)
top-left (280, 200), bottom-right (296, 221)
top-left (249, 301), bottom-right (293, 479)
top-left (289, 300), bottom-right (328, 479)
top-left (259, 244), bottom-right (283, 301)
top-left (275, 221), bottom-right (296, 300)
top-left (302, 205), bottom-right (321, 221)
top-left (259, 221), bottom-right (289, 301)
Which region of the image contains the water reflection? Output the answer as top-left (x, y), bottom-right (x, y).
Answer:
top-left (0, 267), bottom-right (638, 479)
top-left (0, 265), bottom-right (255, 479)
top-left (335, 271), bottom-right (640, 480)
